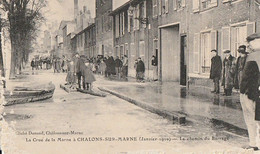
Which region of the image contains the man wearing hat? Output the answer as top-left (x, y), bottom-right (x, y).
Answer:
top-left (240, 33), bottom-right (260, 150)
top-left (221, 50), bottom-right (236, 96)
top-left (234, 45), bottom-right (248, 90)
top-left (210, 49), bottom-right (222, 94)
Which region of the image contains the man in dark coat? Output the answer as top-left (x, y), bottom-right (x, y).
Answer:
top-left (210, 50), bottom-right (222, 94)
top-left (74, 53), bottom-right (85, 89)
top-left (115, 56), bottom-right (123, 77)
top-left (221, 50), bottom-right (236, 96)
top-left (136, 57), bottom-right (145, 82)
top-left (151, 55), bottom-right (158, 81)
top-left (240, 33), bottom-right (260, 151)
top-left (234, 45), bottom-right (248, 90)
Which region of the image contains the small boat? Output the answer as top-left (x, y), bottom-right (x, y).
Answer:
top-left (2, 82), bottom-right (55, 106)
top-left (76, 88), bottom-right (106, 97)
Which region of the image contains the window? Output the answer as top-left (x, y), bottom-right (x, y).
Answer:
top-left (231, 25), bottom-right (246, 57)
top-left (140, 2), bottom-right (147, 28)
top-left (139, 41), bottom-right (145, 61)
top-left (125, 43), bottom-right (129, 56)
top-left (192, 0), bottom-right (200, 12)
top-left (128, 7), bottom-right (134, 32)
top-left (201, 32), bottom-right (211, 73)
top-left (230, 22), bottom-right (255, 57)
top-left (134, 5), bottom-right (140, 30)
top-left (153, 0), bottom-right (158, 17)
top-left (174, 0), bottom-right (185, 10)
top-left (194, 31), bottom-right (217, 74)
top-left (120, 12), bottom-right (125, 36)
top-left (115, 14), bottom-right (120, 38)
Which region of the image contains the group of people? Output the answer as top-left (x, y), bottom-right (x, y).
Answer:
top-left (31, 57), bottom-right (52, 73)
top-left (210, 33), bottom-right (260, 151)
top-left (210, 45), bottom-right (249, 96)
top-left (65, 53), bottom-right (96, 91)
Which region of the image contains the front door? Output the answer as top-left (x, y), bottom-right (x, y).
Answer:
top-left (180, 35), bottom-right (187, 86)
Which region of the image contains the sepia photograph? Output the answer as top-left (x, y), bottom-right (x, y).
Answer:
top-left (0, 0), bottom-right (260, 153)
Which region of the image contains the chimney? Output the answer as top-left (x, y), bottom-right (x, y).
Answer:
top-left (74, 0), bottom-right (78, 19)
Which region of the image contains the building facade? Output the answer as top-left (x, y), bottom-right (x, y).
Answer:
top-left (111, 0), bottom-right (156, 78)
top-left (151, 0), bottom-right (260, 87)
top-left (96, 0), bottom-right (113, 56)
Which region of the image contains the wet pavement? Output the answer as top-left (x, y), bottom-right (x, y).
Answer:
top-left (99, 78), bottom-right (247, 134)
top-left (0, 69), bottom-right (253, 153)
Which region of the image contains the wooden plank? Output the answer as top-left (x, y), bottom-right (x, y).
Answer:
top-left (76, 88), bottom-right (106, 97)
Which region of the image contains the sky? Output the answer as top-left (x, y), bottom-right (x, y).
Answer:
top-left (113, 0), bottom-right (129, 11)
top-left (41, 0), bottom-right (95, 31)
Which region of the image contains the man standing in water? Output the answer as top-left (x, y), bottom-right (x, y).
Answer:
top-left (240, 33), bottom-right (260, 151)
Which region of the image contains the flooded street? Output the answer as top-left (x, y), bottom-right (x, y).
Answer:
top-left (0, 70), bottom-right (251, 153)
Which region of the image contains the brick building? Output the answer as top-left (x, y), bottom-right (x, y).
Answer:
top-left (110, 0), bottom-right (156, 78)
top-left (151, 0), bottom-right (260, 88)
top-left (95, 0), bottom-right (113, 56)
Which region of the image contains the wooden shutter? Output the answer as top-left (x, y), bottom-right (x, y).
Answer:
top-left (159, 0), bottom-right (162, 15)
top-left (210, 0), bottom-right (217, 7)
top-left (193, 0), bottom-right (200, 13)
top-left (137, 4), bottom-right (140, 30)
top-left (221, 27), bottom-right (230, 52)
top-left (122, 12), bottom-right (125, 35)
top-left (247, 22), bottom-right (256, 37)
top-left (182, 0), bottom-right (186, 7)
top-left (193, 33), bottom-right (200, 73)
top-left (173, 0), bottom-right (177, 10)
top-left (211, 30), bottom-right (217, 50)
top-left (128, 10), bottom-right (131, 32)
top-left (144, 1), bottom-right (147, 28)
top-left (165, 0), bottom-right (169, 13)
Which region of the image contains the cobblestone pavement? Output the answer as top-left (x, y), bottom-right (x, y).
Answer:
top-left (0, 70), bottom-right (253, 154)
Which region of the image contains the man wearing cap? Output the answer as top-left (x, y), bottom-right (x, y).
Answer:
top-left (240, 33), bottom-right (260, 150)
top-left (210, 49), bottom-right (222, 94)
top-left (234, 45), bottom-right (248, 90)
top-left (221, 50), bottom-right (236, 96)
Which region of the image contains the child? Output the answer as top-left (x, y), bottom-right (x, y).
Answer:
top-left (82, 60), bottom-right (96, 91)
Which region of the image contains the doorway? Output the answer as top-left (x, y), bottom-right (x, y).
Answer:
top-left (180, 35), bottom-right (187, 86)
top-left (160, 25), bottom-right (180, 82)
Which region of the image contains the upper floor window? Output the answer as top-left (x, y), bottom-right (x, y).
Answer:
top-left (153, 0), bottom-right (158, 17)
top-left (176, 0), bottom-right (185, 10)
top-left (193, 0), bottom-right (217, 13)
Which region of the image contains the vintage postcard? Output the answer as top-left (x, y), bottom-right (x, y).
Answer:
top-left (0, 0), bottom-right (260, 153)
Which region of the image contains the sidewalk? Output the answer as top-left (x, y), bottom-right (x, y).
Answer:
top-left (97, 77), bottom-right (247, 137)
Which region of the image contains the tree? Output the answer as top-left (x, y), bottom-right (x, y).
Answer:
top-left (0, 0), bottom-right (46, 79)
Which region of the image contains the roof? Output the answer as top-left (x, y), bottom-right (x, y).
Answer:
top-left (109, 1), bottom-right (130, 16)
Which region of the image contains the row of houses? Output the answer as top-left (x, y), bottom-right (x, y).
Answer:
top-left (50, 0), bottom-right (260, 88)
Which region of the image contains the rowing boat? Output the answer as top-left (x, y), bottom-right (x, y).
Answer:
top-left (2, 82), bottom-right (55, 106)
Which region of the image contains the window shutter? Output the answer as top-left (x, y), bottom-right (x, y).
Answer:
top-left (221, 27), bottom-right (231, 52)
top-left (159, 0), bottom-right (162, 15)
top-left (210, 0), bottom-right (217, 7)
top-left (193, 33), bottom-right (200, 73)
top-left (165, 0), bottom-right (169, 13)
top-left (144, 1), bottom-right (147, 28)
top-left (211, 30), bottom-right (217, 50)
top-left (122, 12), bottom-right (125, 35)
top-left (182, 0), bottom-right (186, 7)
top-left (137, 4), bottom-right (140, 30)
top-left (128, 10), bottom-right (131, 32)
top-left (193, 0), bottom-right (200, 13)
top-left (247, 22), bottom-right (256, 37)
top-left (173, 0), bottom-right (177, 10)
